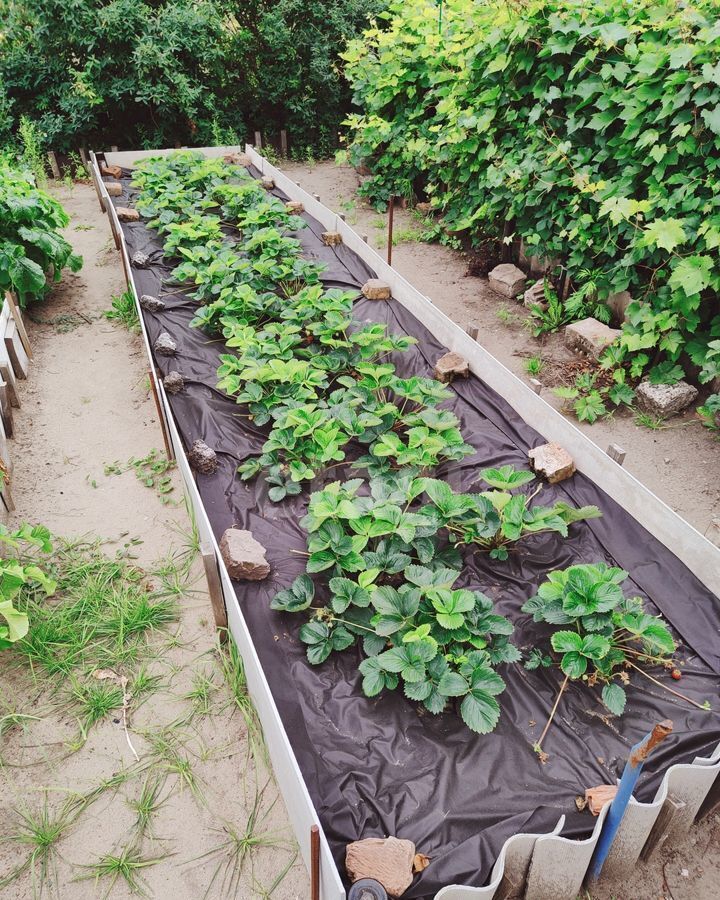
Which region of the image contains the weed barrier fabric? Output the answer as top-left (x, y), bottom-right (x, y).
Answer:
top-left (114, 168), bottom-right (720, 897)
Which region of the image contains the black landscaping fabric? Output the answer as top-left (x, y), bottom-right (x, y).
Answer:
top-left (111, 164), bottom-right (720, 898)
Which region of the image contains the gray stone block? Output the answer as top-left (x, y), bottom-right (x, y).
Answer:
top-left (635, 380), bottom-right (698, 418)
top-left (488, 263), bottom-right (527, 298)
top-left (565, 317), bottom-right (620, 359)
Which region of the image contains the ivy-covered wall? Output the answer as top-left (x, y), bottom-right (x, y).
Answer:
top-left (344, 0), bottom-right (720, 385)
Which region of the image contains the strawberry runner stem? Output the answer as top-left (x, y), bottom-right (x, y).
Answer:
top-left (535, 673), bottom-right (570, 754)
top-left (626, 661), bottom-right (709, 711)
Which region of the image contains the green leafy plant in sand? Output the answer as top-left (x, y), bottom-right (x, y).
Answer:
top-left (0, 525), bottom-right (56, 650)
top-left (0, 158), bottom-right (82, 306)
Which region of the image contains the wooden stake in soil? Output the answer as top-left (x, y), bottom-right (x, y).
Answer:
top-left (87, 154), bottom-right (105, 212)
top-left (201, 543), bottom-right (228, 639)
top-left (280, 130), bottom-right (288, 157)
top-left (4, 320), bottom-right (29, 379)
top-left (5, 291), bottom-right (32, 359)
top-left (387, 196), bottom-right (395, 266)
top-left (147, 369), bottom-right (174, 461)
top-left (47, 151), bottom-right (61, 179)
top-left (0, 363), bottom-right (20, 408)
top-left (607, 443), bottom-right (626, 466)
top-left (640, 795), bottom-right (685, 861)
top-left (254, 131), bottom-right (262, 150)
top-left (0, 380), bottom-right (14, 438)
top-left (310, 824), bottom-right (320, 900)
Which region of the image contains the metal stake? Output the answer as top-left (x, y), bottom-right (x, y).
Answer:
top-left (310, 825), bottom-right (320, 900)
top-left (586, 719), bottom-right (673, 882)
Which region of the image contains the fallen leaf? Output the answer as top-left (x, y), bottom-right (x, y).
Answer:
top-left (575, 795), bottom-right (588, 812)
top-left (93, 668), bottom-right (120, 682)
top-left (413, 853), bottom-right (430, 873)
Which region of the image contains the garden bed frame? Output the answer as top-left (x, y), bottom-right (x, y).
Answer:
top-left (90, 145), bottom-right (720, 900)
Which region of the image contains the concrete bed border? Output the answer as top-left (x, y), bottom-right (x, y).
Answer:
top-left (90, 146), bottom-right (720, 900)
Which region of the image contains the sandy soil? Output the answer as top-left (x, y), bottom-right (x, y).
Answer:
top-left (0, 183), bottom-right (307, 899)
top-left (284, 161), bottom-right (720, 544)
top-left (0, 176), bottom-right (717, 900)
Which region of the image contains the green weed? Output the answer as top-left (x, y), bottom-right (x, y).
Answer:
top-left (104, 449), bottom-right (176, 503)
top-left (79, 845), bottom-right (167, 898)
top-left (0, 793), bottom-right (81, 895)
top-left (104, 289), bottom-right (140, 333)
top-left (524, 356), bottom-right (544, 377)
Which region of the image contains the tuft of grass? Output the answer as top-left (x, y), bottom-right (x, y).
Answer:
top-left (127, 774), bottom-right (169, 842)
top-left (16, 540), bottom-right (179, 679)
top-left (143, 728), bottom-right (205, 804)
top-left (634, 411), bottom-right (667, 430)
top-left (184, 670), bottom-right (218, 718)
top-left (190, 780), bottom-right (290, 898)
top-left (104, 290), bottom-right (140, 333)
top-left (217, 636), bottom-right (267, 767)
top-left (79, 845), bottom-right (167, 898)
top-left (496, 306), bottom-right (521, 327)
top-left (70, 678), bottom-right (124, 730)
top-left (0, 793), bottom-right (81, 895)
top-left (104, 449), bottom-right (176, 504)
top-left (524, 355), bottom-right (544, 377)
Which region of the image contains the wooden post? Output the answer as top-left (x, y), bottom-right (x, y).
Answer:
top-left (0, 478), bottom-right (15, 513)
top-left (361, 234), bottom-right (368, 243)
top-left (4, 321), bottom-right (28, 379)
top-left (47, 151), bottom-right (61, 179)
top-left (200, 543), bottom-right (228, 638)
top-left (148, 369), bottom-right (174, 461)
top-left (387, 196), bottom-right (395, 266)
top-left (0, 380), bottom-right (13, 438)
top-left (640, 795), bottom-right (686, 861)
top-left (88, 154), bottom-right (105, 212)
top-left (529, 378), bottom-right (542, 394)
top-left (254, 130), bottom-right (262, 150)
top-left (280, 129), bottom-right (288, 157)
top-left (310, 825), bottom-right (320, 900)
top-left (111, 145), bottom-right (119, 152)
top-left (79, 147), bottom-right (89, 174)
top-left (465, 324), bottom-right (479, 340)
top-left (607, 443), bottom-right (626, 466)
top-left (107, 205), bottom-right (121, 250)
top-left (5, 291), bottom-right (32, 359)
top-left (0, 363), bottom-right (20, 408)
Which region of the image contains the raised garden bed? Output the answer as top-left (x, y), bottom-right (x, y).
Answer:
top-left (92, 146), bottom-right (720, 900)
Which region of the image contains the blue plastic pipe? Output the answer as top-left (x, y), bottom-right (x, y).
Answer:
top-left (586, 719), bottom-right (673, 882)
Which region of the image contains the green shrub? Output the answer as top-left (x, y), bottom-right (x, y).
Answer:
top-left (344, 0), bottom-right (720, 385)
top-left (0, 0), bottom-right (386, 155)
top-left (0, 158), bottom-right (82, 306)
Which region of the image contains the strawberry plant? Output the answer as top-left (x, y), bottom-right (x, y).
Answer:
top-left (521, 563), bottom-right (706, 754)
top-left (0, 159), bottom-right (82, 306)
top-left (422, 466), bottom-right (601, 560)
top-left (273, 475), bottom-right (518, 733)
